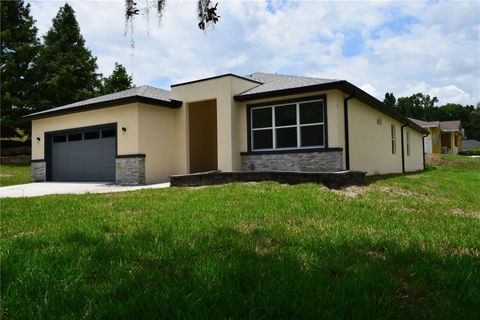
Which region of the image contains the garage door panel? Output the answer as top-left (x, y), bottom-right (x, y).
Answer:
top-left (51, 128), bottom-right (116, 182)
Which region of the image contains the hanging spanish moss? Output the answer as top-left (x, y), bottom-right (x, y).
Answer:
top-left (124, 0), bottom-right (220, 35)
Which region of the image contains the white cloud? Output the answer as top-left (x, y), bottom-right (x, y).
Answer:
top-left (27, 0), bottom-right (480, 105)
top-left (360, 83), bottom-right (378, 97)
top-left (429, 85), bottom-right (474, 105)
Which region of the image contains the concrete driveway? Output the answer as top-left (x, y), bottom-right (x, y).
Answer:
top-left (0, 182), bottom-right (170, 198)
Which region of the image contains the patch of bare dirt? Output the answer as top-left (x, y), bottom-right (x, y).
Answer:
top-left (256, 236), bottom-right (283, 256)
top-left (334, 185), bottom-right (432, 201)
top-left (451, 246), bottom-right (480, 257)
top-left (333, 185), bottom-right (372, 198)
top-left (235, 220), bottom-right (262, 234)
top-left (450, 208), bottom-right (480, 219)
top-left (425, 153), bottom-right (444, 166)
top-left (0, 173), bottom-right (12, 177)
top-left (376, 186), bottom-right (431, 200)
top-left (362, 250), bottom-right (386, 260)
top-left (12, 231), bottom-right (36, 238)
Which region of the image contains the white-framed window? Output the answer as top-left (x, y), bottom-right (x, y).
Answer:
top-left (250, 99), bottom-right (325, 151)
top-left (391, 124), bottom-right (396, 155)
top-left (406, 130), bottom-right (411, 156)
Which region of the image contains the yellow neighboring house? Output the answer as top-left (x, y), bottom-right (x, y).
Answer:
top-left (410, 118), bottom-right (464, 154)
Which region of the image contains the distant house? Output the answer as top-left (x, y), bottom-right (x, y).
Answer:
top-left (410, 118), bottom-right (464, 154)
top-left (462, 139), bottom-right (480, 151)
top-left (26, 73), bottom-right (427, 185)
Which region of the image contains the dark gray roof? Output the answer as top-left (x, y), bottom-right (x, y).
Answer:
top-left (239, 72), bottom-right (339, 95)
top-left (26, 85), bottom-right (176, 118)
top-left (463, 139), bottom-right (480, 151)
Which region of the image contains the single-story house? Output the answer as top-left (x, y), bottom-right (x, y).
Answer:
top-left (409, 118), bottom-right (464, 154)
top-left (26, 73), bottom-right (428, 185)
top-left (462, 139), bottom-right (480, 151)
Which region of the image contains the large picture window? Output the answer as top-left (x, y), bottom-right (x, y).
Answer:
top-left (250, 99), bottom-right (325, 151)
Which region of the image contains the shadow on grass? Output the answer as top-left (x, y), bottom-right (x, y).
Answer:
top-left (2, 227), bottom-right (479, 319)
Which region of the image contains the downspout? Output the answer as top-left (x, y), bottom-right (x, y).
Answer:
top-left (400, 123), bottom-right (408, 173)
top-left (344, 94), bottom-right (354, 170)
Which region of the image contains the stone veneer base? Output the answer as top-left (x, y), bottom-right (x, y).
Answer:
top-left (241, 150), bottom-right (343, 172)
top-left (31, 161), bottom-right (46, 182)
top-left (115, 156), bottom-right (146, 185)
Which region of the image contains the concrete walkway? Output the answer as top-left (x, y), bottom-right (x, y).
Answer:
top-left (0, 182), bottom-right (170, 198)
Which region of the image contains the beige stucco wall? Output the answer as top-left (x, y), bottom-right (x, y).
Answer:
top-left (348, 99), bottom-right (403, 175)
top-left (137, 103), bottom-right (179, 183)
top-left (403, 128), bottom-right (424, 172)
top-left (31, 103), bottom-right (140, 160)
top-left (171, 75), bottom-right (259, 172)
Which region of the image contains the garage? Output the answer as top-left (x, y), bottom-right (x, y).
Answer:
top-left (47, 124), bottom-right (116, 182)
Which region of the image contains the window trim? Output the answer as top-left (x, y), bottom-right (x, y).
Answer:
top-left (247, 95), bottom-right (328, 152)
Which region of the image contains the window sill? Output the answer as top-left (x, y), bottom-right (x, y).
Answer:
top-left (241, 147), bottom-right (343, 155)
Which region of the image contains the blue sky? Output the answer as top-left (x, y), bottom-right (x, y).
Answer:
top-left (29, 0), bottom-right (480, 105)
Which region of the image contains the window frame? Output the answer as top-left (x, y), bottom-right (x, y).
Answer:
top-left (391, 124), bottom-right (397, 155)
top-left (248, 96), bottom-right (327, 152)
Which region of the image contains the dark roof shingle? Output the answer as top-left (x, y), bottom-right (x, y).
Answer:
top-left (26, 85), bottom-right (177, 118)
top-left (239, 72), bottom-right (339, 95)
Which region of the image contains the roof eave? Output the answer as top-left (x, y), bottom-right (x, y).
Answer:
top-left (24, 96), bottom-right (183, 120)
top-left (234, 81), bottom-right (428, 135)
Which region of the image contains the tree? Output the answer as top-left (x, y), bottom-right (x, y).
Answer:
top-left (396, 93), bottom-right (439, 120)
top-left (465, 106), bottom-right (480, 140)
top-left (383, 92), bottom-right (396, 109)
top-left (35, 3), bottom-right (101, 109)
top-left (125, 0), bottom-right (220, 32)
top-left (384, 91), bottom-right (480, 140)
top-left (101, 63), bottom-right (134, 94)
top-left (0, 0), bottom-right (40, 138)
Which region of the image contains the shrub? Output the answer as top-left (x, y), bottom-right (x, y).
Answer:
top-left (0, 146), bottom-right (31, 156)
top-left (459, 148), bottom-right (480, 156)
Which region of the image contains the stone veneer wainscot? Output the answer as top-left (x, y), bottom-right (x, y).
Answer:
top-left (241, 149), bottom-right (343, 172)
top-left (115, 155), bottom-right (146, 185)
top-left (31, 160), bottom-right (46, 182)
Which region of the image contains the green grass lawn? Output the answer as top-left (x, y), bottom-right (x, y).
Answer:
top-left (0, 164), bottom-right (30, 187)
top-left (1, 155), bottom-right (479, 319)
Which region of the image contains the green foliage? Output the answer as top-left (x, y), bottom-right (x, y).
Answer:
top-left (34, 3), bottom-right (101, 109)
top-left (384, 92), bottom-right (480, 140)
top-left (395, 93), bottom-right (439, 120)
top-left (383, 92), bottom-right (396, 109)
top-left (0, 146), bottom-right (31, 157)
top-left (464, 108), bottom-right (480, 140)
top-left (1, 155), bottom-right (480, 318)
top-left (101, 62), bottom-right (134, 94)
top-left (0, 0), bottom-right (40, 138)
top-left (459, 148), bottom-right (480, 156)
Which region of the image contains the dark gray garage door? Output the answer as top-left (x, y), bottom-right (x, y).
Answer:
top-left (50, 126), bottom-right (116, 182)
